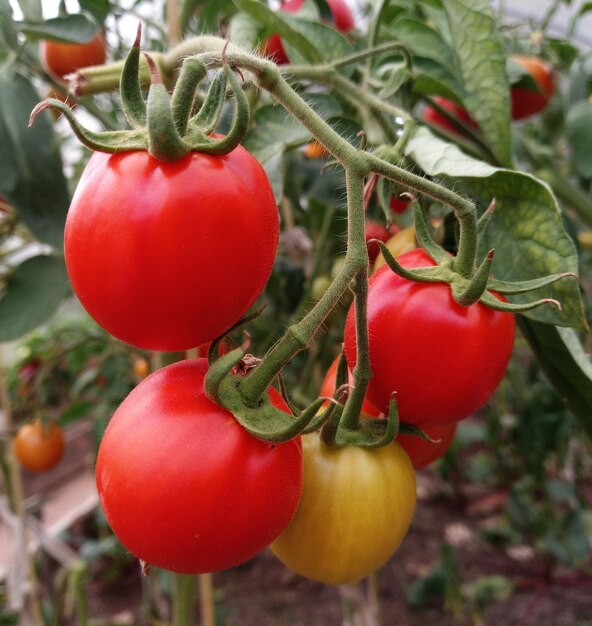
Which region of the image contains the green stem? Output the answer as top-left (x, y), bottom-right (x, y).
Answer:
top-left (172, 573), bottom-right (197, 626)
top-left (537, 169), bottom-right (592, 227)
top-left (199, 573), bottom-right (216, 626)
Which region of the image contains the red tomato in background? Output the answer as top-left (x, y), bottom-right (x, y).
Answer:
top-left (365, 220), bottom-right (391, 265)
top-left (65, 146), bottom-right (279, 352)
top-left (13, 419), bottom-right (65, 473)
top-left (344, 249), bottom-right (515, 426)
top-left (40, 32), bottom-right (106, 79)
top-left (390, 196), bottom-right (410, 214)
top-left (262, 0), bottom-right (354, 64)
top-left (396, 424), bottom-right (457, 469)
top-left (511, 55), bottom-right (556, 120)
top-left (423, 96), bottom-right (478, 135)
top-left (96, 359), bottom-right (303, 574)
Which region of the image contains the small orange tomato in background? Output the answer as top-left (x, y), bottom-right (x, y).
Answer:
top-left (40, 32), bottom-right (106, 79)
top-left (13, 419), bottom-right (65, 473)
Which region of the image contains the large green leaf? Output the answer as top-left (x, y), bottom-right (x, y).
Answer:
top-left (565, 101), bottom-right (592, 179)
top-left (0, 68), bottom-right (69, 249)
top-left (518, 318), bottom-right (592, 441)
top-left (0, 255), bottom-right (70, 341)
top-left (17, 13), bottom-right (100, 43)
top-left (405, 128), bottom-right (586, 330)
top-left (282, 17), bottom-right (353, 64)
top-left (244, 106), bottom-right (311, 202)
top-left (442, 0), bottom-right (512, 166)
top-left (0, 0), bottom-right (17, 58)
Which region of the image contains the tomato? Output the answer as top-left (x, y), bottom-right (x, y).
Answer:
top-left (511, 55), bottom-right (555, 120)
top-left (373, 226), bottom-right (416, 271)
top-left (365, 220), bottom-right (391, 265)
top-left (270, 433), bottom-right (416, 585)
top-left (65, 147), bottom-right (279, 351)
top-left (423, 96), bottom-right (478, 135)
top-left (344, 249), bottom-right (515, 426)
top-left (95, 358), bottom-right (302, 574)
top-left (396, 423), bottom-right (456, 469)
top-left (390, 196), bottom-right (410, 214)
top-left (17, 358), bottom-right (41, 383)
top-left (303, 141), bottom-right (329, 159)
top-left (320, 356), bottom-right (381, 418)
top-left (40, 32), bottom-right (106, 79)
top-left (132, 357), bottom-right (150, 380)
top-left (13, 419), bottom-right (65, 473)
top-left (262, 0), bottom-right (354, 65)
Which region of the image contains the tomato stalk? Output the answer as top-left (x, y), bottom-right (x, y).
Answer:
top-left (172, 573), bottom-right (197, 626)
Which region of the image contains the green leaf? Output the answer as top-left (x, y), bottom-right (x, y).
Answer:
top-left (232, 0), bottom-right (323, 63)
top-left (0, 0), bottom-right (17, 56)
top-left (390, 17), bottom-right (456, 69)
top-left (78, 0), bottom-right (111, 24)
top-left (0, 68), bottom-right (69, 248)
top-left (228, 10), bottom-right (262, 48)
top-left (518, 318), bottom-right (592, 440)
top-left (405, 128), bottom-right (586, 330)
top-left (282, 16), bottom-right (353, 63)
top-left (566, 101), bottom-right (592, 179)
top-left (244, 106), bottom-right (311, 202)
top-left (0, 255), bottom-right (70, 341)
top-left (17, 13), bottom-right (100, 43)
top-left (14, 0), bottom-right (41, 22)
top-left (442, 0), bottom-right (512, 166)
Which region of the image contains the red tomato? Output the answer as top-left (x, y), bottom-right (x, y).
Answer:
top-left (40, 32), bottom-right (106, 79)
top-left (13, 419), bottom-right (65, 473)
top-left (96, 359), bottom-right (303, 574)
top-left (320, 356), bottom-right (381, 418)
top-left (396, 423), bottom-right (456, 469)
top-left (344, 249), bottom-right (515, 426)
top-left (65, 147), bottom-right (279, 351)
top-left (262, 0), bottom-right (354, 64)
top-left (423, 96), bottom-right (478, 135)
top-left (511, 56), bottom-right (556, 120)
top-left (365, 220), bottom-right (391, 265)
top-left (390, 196), bottom-right (410, 214)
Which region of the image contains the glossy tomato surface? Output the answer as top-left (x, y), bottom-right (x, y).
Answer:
top-left (13, 419), bottom-right (65, 473)
top-left (65, 147), bottom-right (279, 351)
top-left (511, 55), bottom-right (556, 120)
top-left (96, 359), bottom-right (303, 574)
top-left (40, 33), bottom-right (106, 79)
top-left (344, 249), bottom-right (515, 426)
top-left (271, 433), bottom-right (416, 585)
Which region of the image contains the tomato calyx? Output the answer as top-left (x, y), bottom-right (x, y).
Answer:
top-left (29, 24), bottom-right (250, 162)
top-left (374, 201), bottom-right (574, 314)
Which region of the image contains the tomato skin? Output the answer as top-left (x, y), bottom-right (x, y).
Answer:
top-left (511, 56), bottom-right (555, 120)
top-left (423, 96), bottom-right (478, 135)
top-left (396, 423), bottom-right (456, 469)
top-left (65, 147), bottom-right (279, 351)
top-left (390, 196), bottom-right (410, 214)
top-left (13, 419), bottom-right (65, 473)
top-left (40, 33), bottom-right (106, 79)
top-left (304, 140), bottom-right (329, 159)
top-left (344, 249), bottom-right (515, 426)
top-left (364, 220), bottom-right (391, 265)
top-left (96, 359), bottom-right (303, 574)
top-left (262, 0), bottom-right (354, 64)
top-left (271, 433), bottom-right (416, 585)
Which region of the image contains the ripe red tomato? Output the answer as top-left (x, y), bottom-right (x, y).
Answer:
top-left (511, 55), bottom-right (556, 120)
top-left (365, 220), bottom-right (391, 265)
top-left (13, 419), bottom-right (65, 473)
top-left (423, 96), bottom-right (478, 135)
top-left (396, 424), bottom-right (456, 469)
top-left (344, 249), bottom-right (515, 426)
top-left (262, 0), bottom-right (354, 64)
top-left (96, 358), bottom-right (303, 574)
top-left (270, 433), bottom-right (416, 584)
top-left (390, 196), bottom-right (410, 214)
top-left (40, 32), bottom-right (106, 79)
top-left (65, 146), bottom-right (279, 351)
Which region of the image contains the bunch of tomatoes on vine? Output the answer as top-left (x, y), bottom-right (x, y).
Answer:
top-left (3, 0), bottom-right (590, 621)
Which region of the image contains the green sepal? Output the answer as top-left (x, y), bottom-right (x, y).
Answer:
top-left (486, 272), bottom-right (576, 295)
top-left (452, 249), bottom-right (494, 306)
top-left (171, 57), bottom-right (208, 136)
top-left (479, 290), bottom-right (561, 313)
top-left (398, 422), bottom-right (440, 442)
top-left (476, 198), bottom-right (496, 239)
top-left (377, 240), bottom-right (449, 284)
top-left (29, 99), bottom-right (147, 152)
top-left (120, 23), bottom-right (146, 129)
top-left (188, 67), bottom-right (228, 134)
top-left (413, 204), bottom-right (448, 263)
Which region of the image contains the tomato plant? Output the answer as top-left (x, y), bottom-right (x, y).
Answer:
top-left (365, 219), bottom-right (391, 265)
top-left (396, 424), bottom-right (456, 469)
top-left (390, 196), bottom-right (410, 214)
top-left (344, 249), bottom-right (515, 425)
top-left (270, 432), bottom-right (416, 585)
top-left (65, 147), bottom-right (279, 351)
top-left (95, 358), bottom-right (303, 574)
top-left (13, 419), bottom-right (65, 473)
top-left (40, 32), bottom-right (106, 79)
top-left (372, 226), bottom-right (416, 271)
top-left (423, 96), bottom-right (478, 135)
top-left (511, 55), bottom-right (556, 120)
